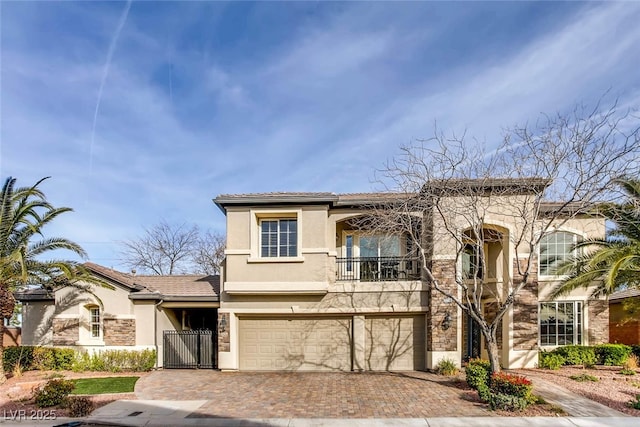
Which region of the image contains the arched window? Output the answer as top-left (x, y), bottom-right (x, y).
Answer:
top-left (539, 231), bottom-right (581, 276)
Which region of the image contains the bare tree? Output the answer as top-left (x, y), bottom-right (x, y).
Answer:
top-left (120, 221), bottom-right (199, 275)
top-left (120, 221), bottom-right (225, 275)
top-left (192, 231), bottom-right (225, 275)
top-left (366, 102), bottom-right (640, 373)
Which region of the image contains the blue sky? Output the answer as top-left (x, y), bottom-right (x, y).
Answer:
top-left (1, 1), bottom-right (639, 270)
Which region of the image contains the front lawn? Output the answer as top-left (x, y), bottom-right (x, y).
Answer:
top-left (71, 376), bottom-right (139, 395)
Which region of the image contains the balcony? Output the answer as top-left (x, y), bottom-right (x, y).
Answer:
top-left (336, 256), bottom-right (421, 282)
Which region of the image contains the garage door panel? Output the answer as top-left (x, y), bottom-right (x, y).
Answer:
top-left (240, 318), bottom-right (351, 371)
top-left (365, 316), bottom-right (425, 371)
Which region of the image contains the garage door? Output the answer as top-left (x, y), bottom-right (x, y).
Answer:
top-left (365, 315), bottom-right (425, 371)
top-left (239, 317), bottom-right (352, 371)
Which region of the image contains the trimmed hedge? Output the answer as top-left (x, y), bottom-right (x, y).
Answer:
top-left (3, 347), bottom-right (156, 373)
top-left (3, 347), bottom-right (75, 372)
top-left (594, 344), bottom-right (632, 366)
top-left (71, 349), bottom-right (156, 372)
top-left (539, 344), bottom-right (633, 369)
top-left (465, 360), bottom-right (534, 411)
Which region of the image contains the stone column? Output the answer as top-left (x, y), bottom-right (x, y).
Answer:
top-left (427, 258), bottom-right (459, 368)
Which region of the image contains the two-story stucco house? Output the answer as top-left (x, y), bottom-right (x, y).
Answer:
top-left (214, 181), bottom-right (609, 372)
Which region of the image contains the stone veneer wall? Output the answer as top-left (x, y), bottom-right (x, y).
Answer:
top-left (588, 299), bottom-right (609, 344)
top-left (512, 257), bottom-right (539, 351)
top-left (218, 312), bottom-right (230, 352)
top-left (428, 259), bottom-right (457, 352)
top-left (52, 318), bottom-right (79, 345)
top-left (103, 318), bottom-right (136, 346)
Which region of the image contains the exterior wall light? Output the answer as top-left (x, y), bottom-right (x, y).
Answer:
top-left (442, 311), bottom-right (452, 330)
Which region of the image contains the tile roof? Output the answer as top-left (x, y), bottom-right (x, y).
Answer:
top-left (609, 288), bottom-right (640, 301)
top-left (133, 274), bottom-right (219, 297)
top-left (85, 262), bottom-right (219, 299)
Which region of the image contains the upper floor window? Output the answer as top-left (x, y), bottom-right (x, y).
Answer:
top-left (89, 307), bottom-right (101, 338)
top-left (539, 231), bottom-right (581, 276)
top-left (261, 219), bottom-right (297, 257)
top-left (462, 243), bottom-right (483, 280)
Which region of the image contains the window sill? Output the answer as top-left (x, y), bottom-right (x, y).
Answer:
top-left (247, 256), bottom-right (305, 263)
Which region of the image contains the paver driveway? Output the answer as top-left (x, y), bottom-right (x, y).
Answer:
top-left (135, 370), bottom-right (491, 418)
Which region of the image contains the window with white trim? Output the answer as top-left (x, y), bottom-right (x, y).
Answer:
top-left (539, 301), bottom-right (582, 346)
top-left (539, 231), bottom-right (581, 276)
top-left (260, 219), bottom-right (297, 257)
top-left (89, 307), bottom-right (101, 338)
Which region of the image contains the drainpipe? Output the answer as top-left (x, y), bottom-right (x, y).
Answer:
top-left (154, 299), bottom-right (164, 369)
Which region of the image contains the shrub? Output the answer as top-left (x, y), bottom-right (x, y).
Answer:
top-left (620, 369), bottom-right (636, 376)
top-left (538, 351), bottom-right (564, 370)
top-left (34, 379), bottom-right (75, 407)
top-left (65, 396), bottom-right (95, 417)
top-left (553, 345), bottom-right (596, 367)
top-left (52, 348), bottom-right (76, 370)
top-left (435, 358), bottom-right (459, 376)
top-left (490, 372), bottom-right (534, 403)
top-left (570, 373), bottom-right (599, 382)
top-left (32, 347), bottom-right (56, 370)
top-left (71, 349), bottom-right (156, 372)
top-left (489, 392), bottom-right (529, 411)
top-left (465, 359), bottom-right (491, 391)
top-left (624, 354), bottom-right (639, 370)
top-left (3, 346), bottom-right (35, 372)
top-left (632, 345), bottom-right (640, 361)
top-left (595, 344), bottom-right (632, 366)
top-left (629, 394), bottom-right (640, 410)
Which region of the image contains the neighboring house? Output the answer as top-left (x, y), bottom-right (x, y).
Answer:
top-left (214, 182), bottom-right (609, 372)
top-left (16, 262), bottom-right (219, 368)
top-left (609, 289), bottom-right (640, 345)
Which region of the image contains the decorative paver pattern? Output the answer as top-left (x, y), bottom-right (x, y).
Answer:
top-left (136, 370), bottom-right (490, 418)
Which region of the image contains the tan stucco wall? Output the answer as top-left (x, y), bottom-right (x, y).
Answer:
top-left (21, 301), bottom-right (55, 345)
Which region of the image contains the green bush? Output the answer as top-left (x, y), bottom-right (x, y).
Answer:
top-left (65, 396), bottom-right (95, 417)
top-left (53, 348), bottom-right (76, 370)
top-left (595, 344), bottom-right (632, 366)
top-left (629, 394), bottom-right (640, 410)
top-left (3, 346), bottom-right (35, 372)
top-left (3, 346), bottom-right (76, 372)
top-left (553, 345), bottom-right (596, 367)
top-left (34, 379), bottom-right (75, 407)
top-left (435, 358), bottom-right (459, 376)
top-left (465, 359), bottom-right (491, 391)
top-left (538, 351), bottom-right (564, 370)
top-left (71, 349), bottom-right (156, 372)
top-left (489, 392), bottom-right (529, 411)
top-left (570, 373), bottom-right (599, 382)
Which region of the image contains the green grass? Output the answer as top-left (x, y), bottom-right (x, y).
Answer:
top-left (71, 376), bottom-right (139, 395)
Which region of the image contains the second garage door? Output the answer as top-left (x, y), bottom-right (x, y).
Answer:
top-left (239, 317), bottom-right (352, 371)
top-left (365, 315), bottom-right (426, 371)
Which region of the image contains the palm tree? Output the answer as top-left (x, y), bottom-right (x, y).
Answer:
top-left (551, 178), bottom-right (640, 299)
top-left (0, 176), bottom-right (95, 383)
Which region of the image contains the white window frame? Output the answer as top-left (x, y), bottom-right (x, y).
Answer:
top-left (538, 231), bottom-right (581, 278)
top-left (89, 306), bottom-right (102, 339)
top-left (248, 209), bottom-right (303, 262)
top-left (260, 218), bottom-right (298, 257)
top-left (538, 301), bottom-right (583, 347)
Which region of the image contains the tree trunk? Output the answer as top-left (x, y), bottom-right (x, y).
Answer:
top-left (483, 331), bottom-right (502, 374)
top-left (0, 320), bottom-right (6, 383)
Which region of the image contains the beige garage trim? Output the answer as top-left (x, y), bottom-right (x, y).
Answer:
top-left (239, 317), bottom-right (352, 371)
top-left (365, 315), bottom-right (426, 371)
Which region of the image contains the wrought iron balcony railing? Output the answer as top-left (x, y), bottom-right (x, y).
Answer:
top-left (336, 256), bottom-right (421, 282)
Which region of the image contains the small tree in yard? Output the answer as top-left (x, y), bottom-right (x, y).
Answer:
top-left (367, 103), bottom-right (640, 373)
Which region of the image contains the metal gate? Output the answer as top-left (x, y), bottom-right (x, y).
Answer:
top-left (163, 330), bottom-right (216, 369)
